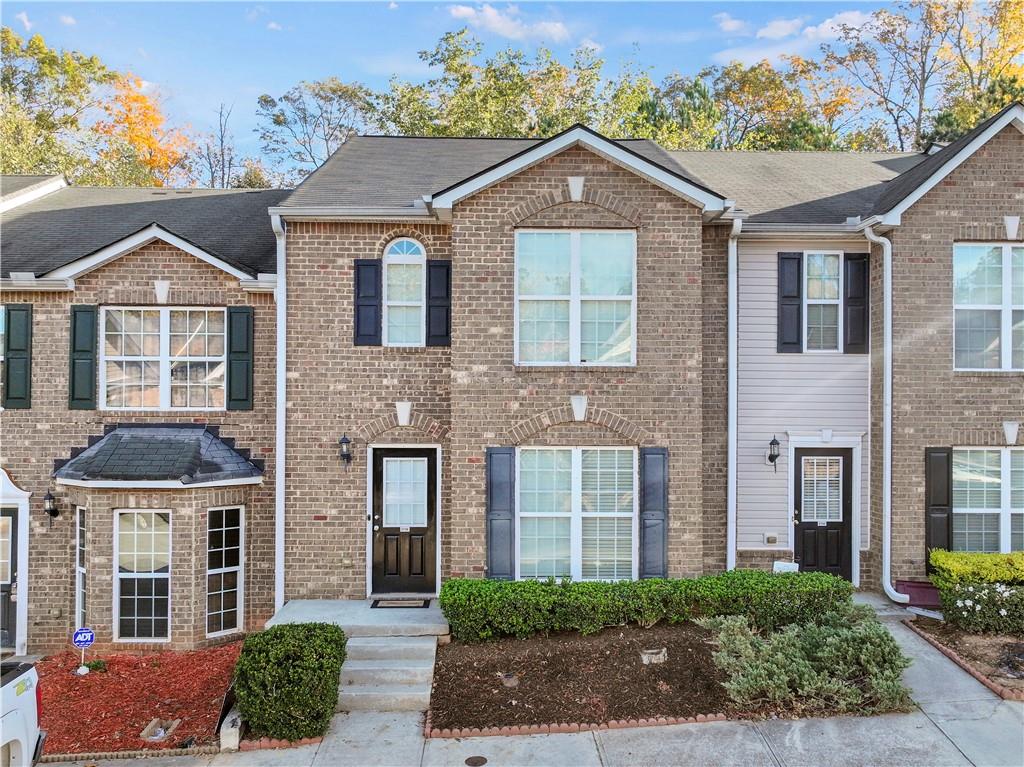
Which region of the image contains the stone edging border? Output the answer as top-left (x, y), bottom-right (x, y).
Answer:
top-left (239, 735), bottom-right (324, 751)
top-left (903, 618), bottom-right (1024, 701)
top-left (423, 710), bottom-right (728, 738)
top-left (40, 745), bottom-right (220, 762)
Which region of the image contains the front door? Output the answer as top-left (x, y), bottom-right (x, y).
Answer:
top-left (794, 448), bottom-right (852, 580)
top-left (0, 508), bottom-right (17, 654)
top-left (371, 448), bottom-right (437, 594)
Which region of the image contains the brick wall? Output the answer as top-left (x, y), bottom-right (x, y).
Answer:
top-left (702, 224), bottom-right (729, 573)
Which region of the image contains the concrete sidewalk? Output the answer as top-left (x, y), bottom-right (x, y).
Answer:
top-left (54, 601), bottom-right (1024, 767)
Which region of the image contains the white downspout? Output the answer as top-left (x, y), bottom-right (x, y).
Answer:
top-left (726, 218), bottom-right (742, 570)
top-left (272, 214), bottom-right (287, 611)
top-left (864, 225), bottom-right (909, 604)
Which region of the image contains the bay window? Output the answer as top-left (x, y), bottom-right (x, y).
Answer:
top-left (952, 448), bottom-right (1024, 553)
top-left (515, 231), bottom-right (636, 366)
top-left (953, 243), bottom-right (1024, 370)
top-left (207, 506), bottom-right (243, 637)
top-left (115, 510), bottom-right (171, 641)
top-left (516, 447), bottom-right (637, 580)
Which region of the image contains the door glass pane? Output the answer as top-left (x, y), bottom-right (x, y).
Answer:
top-left (802, 456), bottom-right (841, 522)
top-left (954, 245), bottom-right (1003, 305)
top-left (517, 233), bottom-right (570, 295)
top-left (518, 300), bottom-right (570, 363)
top-left (582, 517), bottom-right (632, 580)
top-left (954, 309), bottom-right (1001, 369)
top-left (580, 233), bottom-right (633, 296)
top-left (806, 304), bottom-right (839, 351)
top-left (581, 449), bottom-right (634, 514)
top-left (581, 301), bottom-right (631, 363)
top-left (383, 458), bottom-right (428, 526)
top-left (519, 517), bottom-right (570, 578)
top-left (0, 517), bottom-right (10, 584)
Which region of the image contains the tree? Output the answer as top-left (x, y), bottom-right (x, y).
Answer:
top-left (924, 73), bottom-right (1024, 143)
top-left (659, 77), bottom-right (720, 150)
top-left (198, 103), bottom-right (237, 188)
top-left (231, 158), bottom-right (273, 189)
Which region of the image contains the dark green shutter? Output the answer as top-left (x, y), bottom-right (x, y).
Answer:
top-left (353, 260), bottom-right (382, 346)
top-left (925, 447), bottom-right (953, 573)
top-left (3, 304), bottom-right (32, 409)
top-left (843, 253), bottom-right (869, 354)
top-left (485, 447), bottom-right (515, 580)
top-left (777, 252), bottom-right (803, 353)
top-left (226, 306), bottom-right (254, 411)
top-left (425, 260), bottom-right (451, 347)
top-left (639, 447), bottom-right (669, 578)
top-left (68, 305), bottom-right (98, 409)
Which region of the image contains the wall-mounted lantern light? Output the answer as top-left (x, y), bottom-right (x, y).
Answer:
top-left (339, 434), bottom-right (353, 465)
top-left (43, 491), bottom-right (59, 524)
top-left (767, 435), bottom-right (781, 472)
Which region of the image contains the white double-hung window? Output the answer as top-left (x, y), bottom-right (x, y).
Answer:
top-left (383, 238), bottom-right (426, 347)
top-left (115, 510), bottom-right (171, 641)
top-left (100, 307), bottom-right (226, 410)
top-left (952, 448), bottom-right (1024, 553)
top-left (953, 243), bottom-right (1024, 370)
top-left (804, 252), bottom-right (842, 352)
top-left (515, 230), bottom-right (636, 365)
top-left (516, 447), bottom-right (637, 580)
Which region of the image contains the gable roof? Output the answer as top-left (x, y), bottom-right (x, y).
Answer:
top-left (1, 174), bottom-right (61, 199)
top-left (0, 185), bottom-right (289, 278)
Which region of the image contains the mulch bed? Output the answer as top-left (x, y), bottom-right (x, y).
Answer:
top-left (429, 624), bottom-right (729, 731)
top-left (38, 642), bottom-right (241, 756)
top-left (910, 618), bottom-right (1024, 698)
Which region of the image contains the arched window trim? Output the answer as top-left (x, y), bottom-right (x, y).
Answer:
top-left (383, 237), bottom-right (427, 347)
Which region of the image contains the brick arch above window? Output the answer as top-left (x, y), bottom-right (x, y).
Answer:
top-left (357, 411), bottom-right (450, 443)
top-left (506, 404), bottom-right (651, 446)
top-left (375, 229), bottom-right (443, 259)
top-left (506, 185), bottom-right (642, 227)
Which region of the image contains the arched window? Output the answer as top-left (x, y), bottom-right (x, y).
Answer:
top-left (383, 238), bottom-right (426, 347)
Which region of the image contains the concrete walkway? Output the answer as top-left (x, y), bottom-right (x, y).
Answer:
top-left (54, 597), bottom-right (1024, 767)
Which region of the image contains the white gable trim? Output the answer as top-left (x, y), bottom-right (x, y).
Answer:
top-left (45, 223), bottom-right (254, 281)
top-left (0, 175), bottom-right (67, 214)
top-left (873, 105), bottom-right (1024, 226)
top-left (428, 126), bottom-right (728, 215)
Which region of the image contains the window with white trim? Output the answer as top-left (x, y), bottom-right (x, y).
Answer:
top-left (953, 243), bottom-right (1024, 370)
top-left (952, 448), bottom-right (1024, 553)
top-left (515, 231), bottom-right (636, 366)
top-left (804, 252), bottom-right (842, 352)
top-left (75, 507), bottom-right (87, 630)
top-left (115, 510), bottom-right (171, 641)
top-left (101, 307), bottom-right (226, 410)
top-left (383, 238), bottom-right (426, 347)
top-left (207, 506), bottom-right (243, 636)
top-left (516, 447), bottom-right (637, 580)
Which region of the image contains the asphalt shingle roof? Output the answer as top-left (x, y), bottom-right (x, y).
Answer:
top-left (54, 424), bottom-right (264, 484)
top-left (1, 174), bottom-right (61, 201)
top-left (1, 186), bottom-right (290, 277)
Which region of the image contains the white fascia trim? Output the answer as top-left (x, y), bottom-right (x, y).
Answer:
top-left (739, 223), bottom-right (862, 237)
top-left (56, 477), bottom-right (262, 489)
top-left (268, 206), bottom-right (435, 222)
top-left (873, 107), bottom-right (1024, 226)
top-left (0, 175), bottom-right (67, 213)
top-left (430, 128), bottom-right (728, 213)
top-left (726, 218), bottom-right (742, 570)
top-left (240, 274), bottom-right (277, 294)
top-left (0, 275), bottom-right (75, 291)
top-left (45, 224), bottom-right (254, 282)
top-left (272, 214), bottom-right (287, 612)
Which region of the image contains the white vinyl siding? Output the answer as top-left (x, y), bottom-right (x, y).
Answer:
top-left (952, 448), bottom-right (1024, 553)
top-left (737, 240), bottom-right (870, 551)
top-left (953, 243), bottom-right (1024, 371)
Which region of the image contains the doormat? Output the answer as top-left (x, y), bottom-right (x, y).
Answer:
top-left (371, 599), bottom-right (431, 609)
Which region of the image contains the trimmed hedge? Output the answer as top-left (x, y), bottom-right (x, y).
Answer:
top-left (439, 570), bottom-right (853, 642)
top-left (928, 549), bottom-right (1024, 589)
top-left (929, 550), bottom-right (1024, 633)
top-left (234, 623), bottom-right (347, 741)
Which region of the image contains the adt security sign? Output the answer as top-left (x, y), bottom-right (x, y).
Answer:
top-left (72, 628), bottom-right (95, 649)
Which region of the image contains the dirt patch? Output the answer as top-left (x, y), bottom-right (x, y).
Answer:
top-left (429, 624), bottom-right (728, 731)
top-left (914, 618), bottom-right (1024, 694)
top-left (38, 642), bottom-right (241, 755)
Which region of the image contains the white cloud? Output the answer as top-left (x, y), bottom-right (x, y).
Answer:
top-left (59, 14), bottom-right (77, 26)
top-left (802, 10), bottom-right (872, 42)
top-left (267, 21), bottom-right (283, 31)
top-left (712, 12), bottom-right (749, 35)
top-left (447, 4), bottom-right (569, 43)
top-left (245, 6), bottom-right (267, 23)
top-left (14, 11), bottom-right (33, 31)
top-left (578, 37), bottom-right (603, 53)
top-left (756, 17), bottom-right (805, 40)
top-left (712, 39), bottom-right (811, 66)
top-left (388, 1), bottom-right (398, 8)
top-left (137, 47), bottom-right (150, 60)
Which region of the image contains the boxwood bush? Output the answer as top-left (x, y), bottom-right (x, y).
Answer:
top-left (929, 550), bottom-right (1024, 634)
top-left (928, 550), bottom-right (1024, 589)
top-left (439, 570), bottom-right (852, 642)
top-left (234, 623), bottom-right (347, 741)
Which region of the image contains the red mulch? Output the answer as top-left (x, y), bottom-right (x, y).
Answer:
top-left (37, 642), bottom-right (241, 755)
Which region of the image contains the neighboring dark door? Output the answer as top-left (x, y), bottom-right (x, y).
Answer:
top-left (371, 448), bottom-right (437, 594)
top-left (794, 448), bottom-right (852, 580)
top-left (1, 508), bottom-right (16, 653)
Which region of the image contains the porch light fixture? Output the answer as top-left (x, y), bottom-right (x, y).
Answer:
top-left (339, 434), bottom-right (353, 464)
top-left (767, 435), bottom-right (781, 472)
top-left (43, 491), bottom-right (59, 522)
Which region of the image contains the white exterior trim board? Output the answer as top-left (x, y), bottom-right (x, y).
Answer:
top-left (0, 469), bottom-right (31, 655)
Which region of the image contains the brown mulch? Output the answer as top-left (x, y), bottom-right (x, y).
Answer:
top-left (38, 642), bottom-right (241, 755)
top-left (913, 618), bottom-right (1024, 693)
top-left (429, 624), bottom-right (729, 730)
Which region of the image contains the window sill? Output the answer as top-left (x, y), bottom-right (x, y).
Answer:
top-left (513, 364), bottom-right (638, 372)
top-left (952, 370), bottom-right (1024, 378)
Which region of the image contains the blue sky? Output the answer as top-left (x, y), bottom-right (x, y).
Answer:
top-left (5, 2), bottom-right (891, 158)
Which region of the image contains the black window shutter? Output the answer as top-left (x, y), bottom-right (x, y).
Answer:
top-left (226, 306), bottom-right (254, 411)
top-left (3, 304), bottom-right (32, 409)
top-left (844, 253), bottom-right (869, 354)
top-left (925, 447), bottom-right (953, 573)
top-left (425, 260), bottom-right (451, 347)
top-left (485, 447), bottom-right (516, 580)
top-left (777, 252), bottom-right (803, 353)
top-left (353, 259), bottom-right (382, 346)
top-left (639, 447), bottom-right (669, 578)
top-left (68, 305), bottom-right (98, 409)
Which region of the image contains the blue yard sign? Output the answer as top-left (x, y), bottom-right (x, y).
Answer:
top-left (72, 627), bottom-right (95, 649)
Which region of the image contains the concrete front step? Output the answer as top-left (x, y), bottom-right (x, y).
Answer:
top-left (341, 658), bottom-right (435, 686)
top-left (345, 636), bottom-right (438, 661)
top-left (267, 599), bottom-right (450, 639)
top-left (337, 681), bottom-right (432, 712)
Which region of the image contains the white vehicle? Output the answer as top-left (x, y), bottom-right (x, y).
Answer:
top-left (0, 661), bottom-right (45, 767)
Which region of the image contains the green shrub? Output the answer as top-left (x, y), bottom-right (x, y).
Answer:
top-left (937, 582), bottom-right (1024, 634)
top-left (699, 605), bottom-right (912, 715)
top-left (438, 570), bottom-right (853, 642)
top-left (929, 550), bottom-right (1024, 590)
top-left (234, 623), bottom-right (347, 741)
top-left (84, 659), bottom-right (107, 672)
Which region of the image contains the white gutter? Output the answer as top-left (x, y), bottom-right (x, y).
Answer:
top-left (726, 218), bottom-right (742, 570)
top-left (267, 206), bottom-right (435, 221)
top-left (239, 274), bottom-right (277, 294)
top-left (0, 274), bottom-right (75, 291)
top-left (272, 213), bottom-right (287, 611)
top-left (864, 225), bottom-right (909, 604)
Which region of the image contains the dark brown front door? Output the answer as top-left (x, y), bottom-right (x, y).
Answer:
top-left (794, 448), bottom-right (852, 581)
top-left (1, 508), bottom-right (17, 653)
top-left (371, 448), bottom-right (437, 594)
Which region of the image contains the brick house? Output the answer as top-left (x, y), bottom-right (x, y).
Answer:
top-left (1, 104), bottom-right (1021, 655)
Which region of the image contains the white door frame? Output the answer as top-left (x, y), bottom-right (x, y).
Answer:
top-left (1, 469), bottom-right (31, 655)
top-left (786, 431), bottom-right (862, 587)
top-left (365, 444), bottom-right (442, 598)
